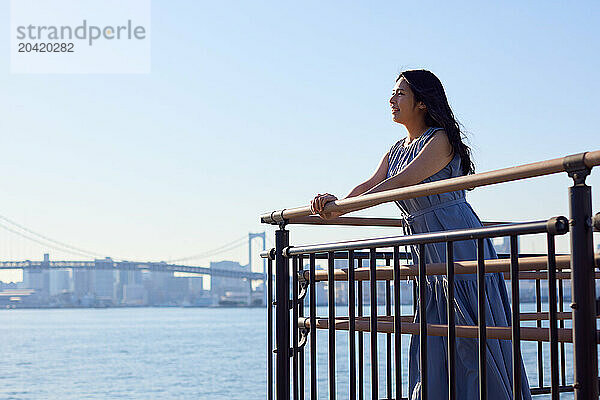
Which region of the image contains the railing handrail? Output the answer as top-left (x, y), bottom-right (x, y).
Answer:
top-left (260, 150), bottom-right (600, 224)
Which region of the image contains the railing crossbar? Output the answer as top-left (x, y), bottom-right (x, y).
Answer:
top-left (285, 218), bottom-right (568, 256)
top-left (301, 318), bottom-right (578, 343)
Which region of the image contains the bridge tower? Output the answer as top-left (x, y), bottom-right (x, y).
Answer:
top-left (248, 232), bottom-right (266, 306)
top-left (247, 232), bottom-right (266, 274)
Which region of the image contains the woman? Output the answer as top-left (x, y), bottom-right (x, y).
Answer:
top-left (310, 70), bottom-right (531, 400)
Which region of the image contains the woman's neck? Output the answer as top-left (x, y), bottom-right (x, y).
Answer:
top-left (404, 120), bottom-right (430, 144)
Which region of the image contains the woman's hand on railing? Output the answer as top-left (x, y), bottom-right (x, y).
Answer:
top-left (310, 193), bottom-right (342, 220)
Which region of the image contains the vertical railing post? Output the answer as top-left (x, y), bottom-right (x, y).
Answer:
top-left (476, 238), bottom-right (487, 400)
top-left (418, 243), bottom-right (428, 400)
top-left (385, 257), bottom-right (392, 400)
top-left (292, 256), bottom-right (299, 400)
top-left (309, 254), bottom-right (317, 399)
top-left (446, 241), bottom-right (456, 400)
top-left (298, 255), bottom-right (305, 400)
top-left (369, 248), bottom-right (379, 400)
top-left (510, 235), bottom-right (522, 400)
top-left (358, 257), bottom-right (365, 400)
top-left (268, 256), bottom-right (274, 400)
top-left (535, 277), bottom-right (543, 390)
top-left (564, 153), bottom-right (597, 400)
top-left (275, 225), bottom-right (290, 400)
top-left (547, 233), bottom-right (559, 400)
top-left (393, 246), bottom-right (402, 400)
top-left (348, 250), bottom-right (357, 400)
top-left (328, 251), bottom-right (336, 400)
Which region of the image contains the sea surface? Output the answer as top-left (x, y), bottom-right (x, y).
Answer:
top-left (0, 305), bottom-right (577, 399)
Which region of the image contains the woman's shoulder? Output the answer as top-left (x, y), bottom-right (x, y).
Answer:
top-left (425, 126), bottom-right (447, 139)
top-left (421, 127), bottom-right (451, 149)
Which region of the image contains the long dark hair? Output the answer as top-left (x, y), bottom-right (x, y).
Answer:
top-left (398, 70), bottom-right (475, 176)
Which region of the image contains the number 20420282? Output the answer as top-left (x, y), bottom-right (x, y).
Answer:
top-left (18, 43), bottom-right (74, 52)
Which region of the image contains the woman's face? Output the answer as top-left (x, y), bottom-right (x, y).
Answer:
top-left (389, 77), bottom-right (420, 124)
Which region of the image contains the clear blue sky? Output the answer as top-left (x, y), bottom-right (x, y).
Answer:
top-left (0, 1), bottom-right (598, 281)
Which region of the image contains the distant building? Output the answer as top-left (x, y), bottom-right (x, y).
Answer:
top-left (23, 269), bottom-right (49, 294)
top-left (123, 284), bottom-right (147, 305)
top-left (189, 276), bottom-right (204, 294)
top-left (49, 269), bottom-right (70, 296)
top-left (210, 260), bottom-right (251, 305)
top-left (72, 269), bottom-right (92, 299)
top-left (186, 276), bottom-right (213, 306)
top-left (144, 271), bottom-right (169, 305)
top-left (166, 276), bottom-right (189, 299)
top-left (142, 271), bottom-right (192, 305)
top-left (87, 258), bottom-right (116, 304)
top-left (115, 269), bottom-right (144, 304)
top-left (93, 270), bottom-right (114, 301)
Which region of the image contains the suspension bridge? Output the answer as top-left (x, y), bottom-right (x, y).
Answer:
top-left (0, 213), bottom-right (267, 281)
top-left (0, 258), bottom-right (265, 280)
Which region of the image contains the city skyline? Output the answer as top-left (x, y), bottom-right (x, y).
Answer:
top-left (0, 254), bottom-right (263, 307)
top-left (0, 228), bottom-right (267, 283)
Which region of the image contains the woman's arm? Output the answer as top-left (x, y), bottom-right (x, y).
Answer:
top-left (363, 130), bottom-right (454, 195)
top-left (311, 150), bottom-right (390, 217)
top-left (345, 150), bottom-right (390, 198)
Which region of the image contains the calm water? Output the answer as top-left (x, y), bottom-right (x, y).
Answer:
top-left (1, 308), bottom-right (267, 399)
top-left (0, 305), bottom-right (576, 399)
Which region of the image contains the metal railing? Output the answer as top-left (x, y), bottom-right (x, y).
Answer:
top-left (260, 150), bottom-right (600, 400)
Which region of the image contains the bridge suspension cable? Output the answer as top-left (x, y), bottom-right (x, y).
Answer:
top-left (0, 214), bottom-right (108, 258)
top-left (0, 213), bottom-right (256, 265)
top-left (168, 234), bottom-right (248, 263)
top-left (0, 219), bottom-right (102, 259)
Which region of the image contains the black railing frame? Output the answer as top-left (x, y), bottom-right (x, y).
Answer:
top-left (264, 153), bottom-right (598, 400)
top-left (275, 224), bottom-right (290, 400)
top-left (565, 155), bottom-right (598, 399)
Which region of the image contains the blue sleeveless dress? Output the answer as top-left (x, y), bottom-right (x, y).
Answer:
top-left (387, 127), bottom-right (532, 400)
